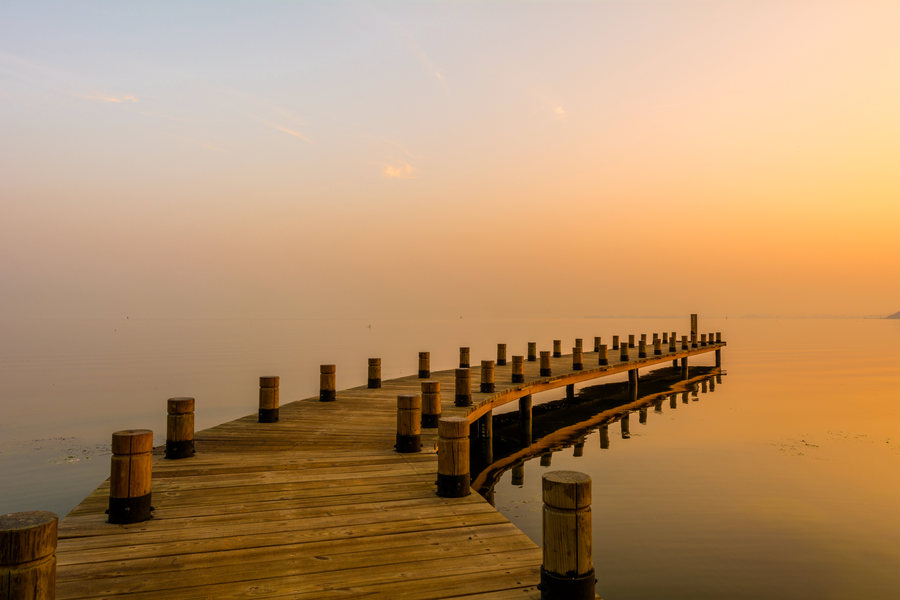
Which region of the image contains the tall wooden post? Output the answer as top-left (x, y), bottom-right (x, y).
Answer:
top-left (421, 381), bottom-right (441, 428)
top-left (367, 358), bottom-right (381, 389)
top-left (572, 346), bottom-right (583, 371)
top-left (540, 351), bottom-right (552, 377)
top-left (593, 336), bottom-right (601, 352)
top-left (540, 471), bottom-right (594, 600)
top-left (519, 394), bottom-right (532, 446)
top-left (480, 360), bottom-right (495, 393)
top-left (628, 369), bottom-right (638, 398)
top-left (165, 397), bottom-right (194, 459)
top-left (459, 347), bottom-right (470, 369)
top-left (598, 344), bottom-right (608, 366)
top-left (395, 394), bottom-right (422, 453)
top-left (455, 368), bottom-right (472, 407)
top-left (0, 511), bottom-right (58, 600)
top-left (690, 313), bottom-right (698, 347)
top-left (319, 365), bottom-right (336, 402)
top-left (418, 351), bottom-right (430, 378)
top-left (528, 342), bottom-right (537, 362)
top-left (497, 343), bottom-right (507, 366)
top-left (612, 335), bottom-right (619, 350)
top-left (552, 340), bottom-right (562, 358)
top-left (619, 343), bottom-right (629, 362)
top-left (472, 410), bottom-right (493, 467)
top-left (512, 355), bottom-right (525, 383)
top-left (108, 429), bottom-right (153, 524)
top-left (437, 417), bottom-right (470, 497)
top-left (258, 376), bottom-right (279, 423)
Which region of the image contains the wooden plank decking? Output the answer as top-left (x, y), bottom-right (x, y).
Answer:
top-left (54, 341), bottom-right (723, 599)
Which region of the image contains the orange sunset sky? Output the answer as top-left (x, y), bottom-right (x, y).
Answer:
top-left (2, 1), bottom-right (898, 319)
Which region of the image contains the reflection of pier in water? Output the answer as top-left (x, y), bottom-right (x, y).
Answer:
top-left (471, 367), bottom-right (725, 495)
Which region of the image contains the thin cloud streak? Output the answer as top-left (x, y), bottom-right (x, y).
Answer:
top-left (80, 93), bottom-right (138, 104)
top-left (382, 161), bottom-right (416, 179)
top-left (273, 124), bottom-right (313, 143)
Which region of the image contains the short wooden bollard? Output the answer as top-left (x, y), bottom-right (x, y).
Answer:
top-left (258, 376), bottom-right (279, 423)
top-left (716, 331), bottom-right (722, 343)
top-left (593, 336), bottom-right (601, 352)
top-left (552, 340), bottom-right (561, 358)
top-left (640, 333), bottom-right (647, 346)
top-left (367, 358), bottom-right (381, 389)
top-left (497, 343), bottom-right (507, 366)
top-left (528, 342), bottom-right (537, 362)
top-left (455, 368), bottom-right (472, 407)
top-left (512, 355), bottom-right (525, 383)
top-left (0, 511), bottom-right (58, 600)
top-left (421, 381), bottom-right (441, 428)
top-left (628, 334), bottom-right (635, 348)
top-left (612, 335), bottom-right (619, 350)
top-left (572, 347), bottom-right (583, 371)
top-left (540, 471), bottom-right (594, 600)
top-left (395, 394), bottom-right (422, 453)
top-left (459, 346), bottom-right (470, 369)
top-left (575, 338), bottom-right (583, 351)
top-left (165, 397), bottom-right (195, 459)
top-left (418, 351), bottom-right (430, 378)
top-left (598, 344), bottom-right (608, 365)
top-left (681, 335), bottom-right (689, 350)
top-left (638, 340), bottom-right (647, 358)
top-left (700, 333), bottom-right (707, 346)
top-left (436, 417), bottom-right (470, 497)
top-left (669, 336), bottom-right (677, 353)
top-left (619, 343), bottom-right (629, 362)
top-left (540, 351), bottom-right (551, 377)
top-left (662, 332), bottom-right (668, 344)
top-left (653, 333), bottom-right (659, 345)
top-left (108, 429), bottom-right (153, 524)
top-left (480, 360), bottom-right (495, 393)
top-left (319, 365), bottom-right (336, 402)
top-left (653, 339), bottom-right (662, 356)
top-left (708, 332), bottom-right (714, 346)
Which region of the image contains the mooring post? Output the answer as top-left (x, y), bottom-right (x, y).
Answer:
top-left (519, 394), bottom-right (533, 446)
top-left (702, 380), bottom-right (708, 394)
top-left (662, 332), bottom-right (668, 344)
top-left (497, 343), bottom-right (507, 366)
top-left (598, 344), bottom-right (608, 365)
top-left (669, 336), bottom-right (677, 353)
top-left (654, 338), bottom-right (662, 356)
top-left (480, 360), bottom-right (495, 393)
top-left (552, 340), bottom-right (561, 358)
top-left (540, 351), bottom-right (552, 377)
top-left (528, 342), bottom-right (537, 362)
top-left (566, 383), bottom-right (575, 401)
top-left (418, 351), bottom-right (430, 378)
top-left (681, 356), bottom-right (689, 378)
top-left (572, 346), bottom-right (583, 371)
top-left (593, 336), bottom-right (601, 352)
top-left (0, 511), bottom-right (58, 600)
top-left (612, 335), bottom-right (619, 350)
top-left (319, 365), bottom-right (336, 402)
top-left (652, 332), bottom-right (659, 345)
top-left (367, 358), bottom-right (381, 389)
top-left (709, 377), bottom-right (716, 392)
top-left (690, 313), bottom-right (698, 347)
top-left (638, 340), bottom-right (647, 358)
top-left (700, 333), bottom-right (707, 347)
top-left (708, 332), bottom-right (714, 347)
top-left (628, 369), bottom-right (638, 398)
top-left (628, 334), bottom-right (635, 349)
top-left (258, 376), bottom-right (279, 423)
top-left (681, 335), bottom-right (689, 350)
top-left (512, 355), bottom-right (525, 383)
top-left (454, 368), bottom-right (472, 407)
top-left (108, 429), bottom-right (153, 524)
top-left (437, 417), bottom-right (470, 497)
top-left (459, 346), bottom-right (470, 369)
top-left (671, 331), bottom-right (677, 345)
top-left (540, 471), bottom-right (595, 600)
top-left (575, 338), bottom-right (583, 352)
top-left (421, 381), bottom-right (441, 428)
top-left (640, 333), bottom-right (647, 347)
top-left (165, 397), bottom-right (195, 459)
top-left (395, 394), bottom-right (422, 453)
top-left (716, 331), bottom-right (722, 344)
top-left (620, 342), bottom-right (629, 362)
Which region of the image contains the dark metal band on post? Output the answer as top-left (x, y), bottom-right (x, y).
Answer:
top-left (528, 342), bottom-right (537, 362)
top-left (320, 364), bottom-right (336, 402)
top-left (552, 340), bottom-right (561, 358)
top-left (418, 351), bottom-right (430, 378)
top-left (480, 360), bottom-right (495, 393)
top-left (367, 358), bottom-right (381, 389)
top-left (454, 368), bottom-right (472, 407)
top-left (459, 346), bottom-right (470, 369)
top-left (107, 495), bottom-right (152, 524)
top-left (540, 567), bottom-right (596, 600)
top-left (259, 375), bottom-right (279, 423)
top-left (540, 351), bottom-right (551, 377)
top-left (512, 355), bottom-right (525, 383)
top-left (497, 343), bottom-right (507, 366)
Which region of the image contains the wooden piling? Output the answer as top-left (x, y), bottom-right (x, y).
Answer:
top-left (165, 397), bottom-right (194, 459)
top-left (421, 381), bottom-right (441, 428)
top-left (612, 335), bottom-right (619, 350)
top-left (459, 347), bottom-right (470, 369)
top-left (395, 394), bottom-right (422, 453)
top-left (0, 511), bottom-right (58, 600)
top-left (640, 333), bottom-right (647, 347)
top-left (367, 358), bottom-right (381, 389)
top-left (652, 333), bottom-right (659, 345)
top-left (496, 343), bottom-right (507, 366)
top-left (593, 336), bottom-right (601, 352)
top-left (573, 438), bottom-right (585, 457)
top-left (638, 340), bottom-right (647, 358)
top-left (681, 335), bottom-right (689, 350)
top-left (653, 338), bottom-right (662, 356)
top-left (528, 342), bottom-right (537, 362)
top-left (108, 429), bottom-right (153, 524)
top-left (716, 331), bottom-right (722, 343)
top-left (258, 376), bottom-right (279, 423)
top-left (621, 413), bottom-right (631, 438)
top-left (628, 334), bottom-right (635, 349)
top-left (662, 332), bottom-right (668, 344)
top-left (598, 344), bottom-right (608, 365)
top-left (512, 355), bottom-right (525, 383)
top-left (418, 351), bottom-right (430, 378)
top-left (511, 463), bottom-right (525, 486)
top-left (700, 333), bottom-right (707, 347)
top-left (319, 365), bottom-right (336, 402)
top-left (552, 340), bottom-right (561, 358)
top-left (691, 313), bottom-right (698, 343)
top-left (574, 338), bottom-right (583, 352)
top-left (572, 346), bottom-right (583, 371)
top-left (480, 360), bottom-right (495, 393)
top-left (436, 417), bottom-right (470, 498)
top-left (540, 471), bottom-right (594, 600)
top-left (669, 336), bottom-right (676, 353)
top-left (454, 368), bottom-right (472, 407)
top-left (619, 342), bottom-right (629, 362)
top-left (540, 351), bottom-right (552, 377)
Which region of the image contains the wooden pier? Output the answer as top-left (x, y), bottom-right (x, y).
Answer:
top-left (19, 324), bottom-right (724, 599)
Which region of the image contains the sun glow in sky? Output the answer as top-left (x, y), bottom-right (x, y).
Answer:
top-left (2, 1), bottom-right (898, 319)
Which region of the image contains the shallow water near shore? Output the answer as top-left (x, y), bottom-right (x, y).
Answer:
top-left (1, 316), bottom-right (898, 598)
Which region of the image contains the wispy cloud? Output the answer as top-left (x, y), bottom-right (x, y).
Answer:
top-left (382, 161), bottom-right (416, 179)
top-left (80, 93), bottom-right (138, 104)
top-left (272, 124), bottom-right (312, 143)
top-left (553, 105), bottom-right (567, 120)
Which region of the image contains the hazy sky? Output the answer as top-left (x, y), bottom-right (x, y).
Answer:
top-left (2, 1), bottom-right (898, 319)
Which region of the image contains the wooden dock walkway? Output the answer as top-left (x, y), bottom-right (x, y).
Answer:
top-left (51, 334), bottom-right (724, 599)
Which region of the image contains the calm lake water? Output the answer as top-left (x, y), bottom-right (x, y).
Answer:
top-left (1, 316), bottom-right (898, 598)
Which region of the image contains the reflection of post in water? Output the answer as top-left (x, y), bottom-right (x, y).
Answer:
top-left (709, 377), bottom-right (716, 392)
top-left (669, 393), bottom-right (677, 409)
top-left (471, 410), bottom-right (493, 476)
top-left (620, 413), bottom-right (631, 439)
top-left (654, 397), bottom-right (663, 412)
top-left (682, 391), bottom-right (689, 404)
top-left (639, 406), bottom-right (648, 424)
top-left (599, 424), bottom-right (610, 449)
top-left (519, 394), bottom-right (532, 446)
top-left (692, 383), bottom-right (699, 400)
top-left (573, 437), bottom-right (585, 457)
top-left (540, 451), bottom-right (553, 466)
top-left (717, 373), bottom-right (722, 385)
top-left (680, 356), bottom-right (688, 379)
top-left (566, 383), bottom-right (575, 402)
top-left (511, 462), bottom-right (524, 486)
top-left (701, 379), bottom-right (708, 394)
top-left (628, 368), bottom-right (639, 401)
